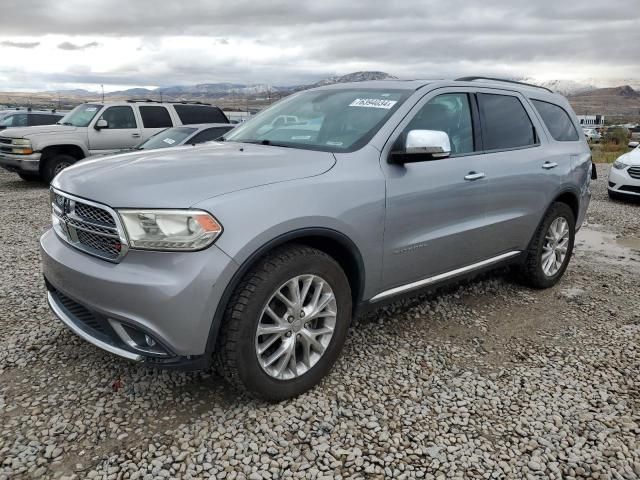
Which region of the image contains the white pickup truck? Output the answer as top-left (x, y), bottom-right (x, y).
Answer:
top-left (0, 100), bottom-right (229, 183)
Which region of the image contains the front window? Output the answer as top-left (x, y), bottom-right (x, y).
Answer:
top-left (0, 114), bottom-right (27, 127)
top-left (224, 88), bottom-right (410, 152)
top-left (137, 127), bottom-right (197, 150)
top-left (58, 104), bottom-right (103, 127)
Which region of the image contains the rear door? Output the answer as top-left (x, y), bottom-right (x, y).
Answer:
top-left (380, 89), bottom-right (492, 292)
top-left (476, 89), bottom-right (560, 254)
top-left (87, 105), bottom-right (141, 152)
top-left (138, 105), bottom-right (174, 141)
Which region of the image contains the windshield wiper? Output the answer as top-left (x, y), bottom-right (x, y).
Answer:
top-left (57, 122), bottom-right (73, 126)
top-left (237, 139), bottom-right (293, 148)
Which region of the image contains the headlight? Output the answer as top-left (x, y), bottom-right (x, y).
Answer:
top-left (118, 209), bottom-right (222, 251)
top-left (613, 158), bottom-right (629, 170)
top-left (10, 138), bottom-right (33, 154)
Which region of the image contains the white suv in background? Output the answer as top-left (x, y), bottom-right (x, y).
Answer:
top-left (0, 100), bottom-right (229, 183)
top-left (608, 143), bottom-right (640, 200)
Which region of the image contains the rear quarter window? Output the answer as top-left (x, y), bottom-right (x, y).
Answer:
top-left (173, 105), bottom-right (229, 125)
top-left (531, 99), bottom-right (579, 141)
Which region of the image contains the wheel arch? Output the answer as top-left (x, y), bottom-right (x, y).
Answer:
top-left (40, 144), bottom-right (86, 164)
top-left (205, 228), bottom-right (366, 354)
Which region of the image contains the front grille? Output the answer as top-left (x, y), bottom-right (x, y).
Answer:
top-left (628, 167), bottom-right (640, 180)
top-left (53, 290), bottom-right (106, 335)
top-left (0, 137), bottom-right (12, 154)
top-left (51, 189), bottom-right (127, 262)
top-left (74, 202), bottom-right (116, 227)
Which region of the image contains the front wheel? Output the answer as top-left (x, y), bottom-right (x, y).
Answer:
top-left (215, 245), bottom-right (352, 401)
top-left (42, 154), bottom-right (76, 184)
top-left (519, 202), bottom-right (575, 289)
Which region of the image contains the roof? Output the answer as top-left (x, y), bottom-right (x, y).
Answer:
top-left (312, 77), bottom-right (565, 99)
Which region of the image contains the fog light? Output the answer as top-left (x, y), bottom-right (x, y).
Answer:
top-left (108, 320), bottom-right (169, 357)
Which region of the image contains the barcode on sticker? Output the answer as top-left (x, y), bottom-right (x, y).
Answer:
top-left (349, 98), bottom-right (397, 109)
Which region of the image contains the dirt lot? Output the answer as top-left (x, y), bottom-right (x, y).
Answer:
top-left (0, 165), bottom-right (638, 479)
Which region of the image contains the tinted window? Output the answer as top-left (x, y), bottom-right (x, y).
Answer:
top-left (189, 126), bottom-right (234, 144)
top-left (28, 114), bottom-right (62, 126)
top-left (139, 106), bottom-right (173, 128)
top-left (531, 100), bottom-right (579, 141)
top-left (99, 106), bottom-right (137, 129)
top-left (403, 93), bottom-right (474, 155)
top-left (477, 93), bottom-right (536, 150)
top-left (173, 105), bottom-right (229, 125)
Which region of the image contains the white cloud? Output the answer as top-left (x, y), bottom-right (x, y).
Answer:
top-left (0, 0), bottom-right (638, 91)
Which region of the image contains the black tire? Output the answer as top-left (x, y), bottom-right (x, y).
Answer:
top-left (519, 202), bottom-right (575, 289)
top-left (18, 173), bottom-right (42, 182)
top-left (42, 154), bottom-right (76, 184)
top-left (215, 244), bottom-right (352, 401)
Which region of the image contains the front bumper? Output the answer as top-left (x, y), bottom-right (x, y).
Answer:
top-left (0, 151), bottom-right (41, 173)
top-left (40, 229), bottom-right (238, 365)
top-left (608, 166), bottom-right (640, 197)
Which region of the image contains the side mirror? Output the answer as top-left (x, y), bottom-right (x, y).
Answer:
top-left (629, 141), bottom-right (639, 149)
top-left (390, 130), bottom-right (451, 164)
top-left (95, 119), bottom-right (108, 130)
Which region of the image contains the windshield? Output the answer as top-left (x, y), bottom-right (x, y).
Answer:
top-left (58, 104), bottom-right (103, 127)
top-left (137, 127), bottom-right (197, 150)
top-left (224, 88), bottom-right (410, 152)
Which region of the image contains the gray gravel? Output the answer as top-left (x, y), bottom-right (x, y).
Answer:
top-left (1, 166), bottom-right (639, 480)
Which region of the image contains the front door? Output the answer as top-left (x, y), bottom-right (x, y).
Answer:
top-left (88, 105), bottom-right (141, 152)
top-left (380, 90), bottom-right (490, 292)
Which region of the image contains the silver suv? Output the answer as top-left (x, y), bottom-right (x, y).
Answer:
top-left (41, 78), bottom-right (592, 400)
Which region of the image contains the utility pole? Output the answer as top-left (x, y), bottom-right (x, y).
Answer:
top-left (101, 84), bottom-right (104, 102)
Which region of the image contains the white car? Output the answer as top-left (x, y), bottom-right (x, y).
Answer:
top-left (0, 100), bottom-right (229, 183)
top-left (583, 128), bottom-right (601, 143)
top-left (608, 144), bottom-right (640, 200)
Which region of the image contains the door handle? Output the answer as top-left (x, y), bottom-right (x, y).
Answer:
top-left (542, 161), bottom-right (558, 170)
top-left (132, 133), bottom-right (141, 138)
top-left (464, 172), bottom-right (485, 181)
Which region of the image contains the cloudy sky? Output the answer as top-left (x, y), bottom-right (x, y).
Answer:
top-left (0, 0), bottom-right (638, 92)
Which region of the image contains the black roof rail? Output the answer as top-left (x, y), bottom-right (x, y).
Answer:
top-left (173, 101), bottom-right (212, 106)
top-left (455, 76), bottom-right (554, 93)
top-left (126, 98), bottom-right (164, 103)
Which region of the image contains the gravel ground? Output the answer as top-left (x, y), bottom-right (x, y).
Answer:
top-left (0, 166), bottom-right (639, 480)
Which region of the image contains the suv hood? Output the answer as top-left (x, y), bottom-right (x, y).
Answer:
top-left (0, 124), bottom-right (78, 138)
top-left (53, 142), bottom-right (336, 208)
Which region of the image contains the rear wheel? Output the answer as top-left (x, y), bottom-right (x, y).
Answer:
top-left (519, 202), bottom-right (575, 289)
top-left (215, 245), bottom-right (352, 401)
top-left (42, 154), bottom-right (76, 184)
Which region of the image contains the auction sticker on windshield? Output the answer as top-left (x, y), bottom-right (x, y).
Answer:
top-left (163, 138), bottom-right (176, 145)
top-left (349, 98), bottom-right (398, 109)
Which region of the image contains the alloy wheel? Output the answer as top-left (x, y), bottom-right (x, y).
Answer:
top-left (255, 274), bottom-right (337, 380)
top-left (542, 217), bottom-right (570, 277)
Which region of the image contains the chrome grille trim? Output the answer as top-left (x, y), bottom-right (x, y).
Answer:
top-left (50, 188), bottom-right (129, 263)
top-left (628, 166), bottom-right (640, 180)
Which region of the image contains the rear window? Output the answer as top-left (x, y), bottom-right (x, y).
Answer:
top-left (139, 106), bottom-right (173, 128)
top-left (477, 93), bottom-right (537, 150)
top-left (173, 105), bottom-right (229, 125)
top-left (531, 100), bottom-right (579, 141)
top-left (189, 126), bottom-right (234, 144)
